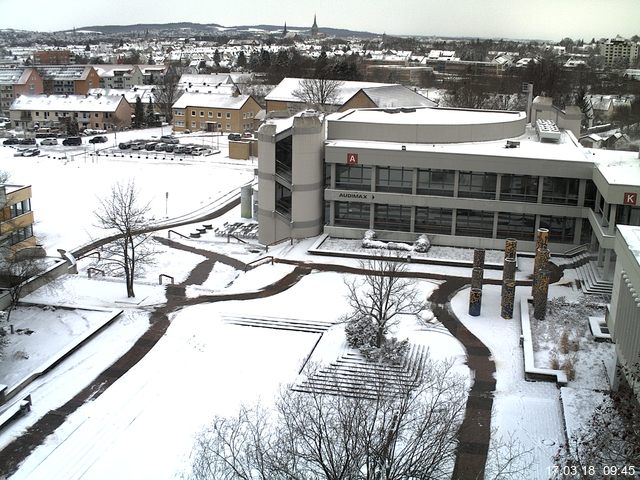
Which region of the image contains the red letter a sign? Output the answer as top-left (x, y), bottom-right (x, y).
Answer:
top-left (347, 153), bottom-right (358, 165)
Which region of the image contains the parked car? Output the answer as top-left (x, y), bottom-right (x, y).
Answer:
top-left (164, 144), bottom-right (175, 153)
top-left (160, 135), bottom-right (179, 144)
top-left (131, 141), bottom-right (146, 150)
top-left (154, 143), bottom-right (167, 152)
top-left (14, 147), bottom-right (40, 157)
top-left (62, 136), bottom-right (82, 146)
top-left (118, 141), bottom-right (133, 149)
top-left (40, 138), bottom-right (58, 146)
top-left (3, 137), bottom-right (20, 145)
top-left (88, 135), bottom-right (108, 144)
top-left (173, 145), bottom-right (187, 154)
top-left (228, 133), bottom-right (242, 141)
top-left (19, 138), bottom-right (36, 145)
top-left (145, 142), bottom-right (159, 151)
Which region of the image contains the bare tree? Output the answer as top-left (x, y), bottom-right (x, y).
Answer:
top-left (154, 67), bottom-right (182, 123)
top-left (189, 358), bottom-right (467, 480)
top-left (483, 430), bottom-right (534, 480)
top-left (292, 77), bottom-right (343, 112)
top-left (343, 257), bottom-right (426, 359)
top-left (94, 181), bottom-right (155, 298)
top-left (0, 253), bottom-right (47, 322)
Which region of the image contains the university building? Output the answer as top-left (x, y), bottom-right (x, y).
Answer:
top-left (257, 101), bottom-right (640, 282)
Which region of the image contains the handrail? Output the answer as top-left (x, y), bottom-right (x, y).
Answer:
top-left (244, 256), bottom-right (275, 272)
top-left (227, 233), bottom-right (248, 244)
top-left (265, 236), bottom-right (293, 252)
top-left (563, 243), bottom-right (590, 256)
top-left (168, 229), bottom-right (189, 239)
top-left (87, 267), bottom-right (105, 278)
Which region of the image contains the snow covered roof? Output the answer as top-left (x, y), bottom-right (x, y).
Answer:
top-left (94, 65), bottom-right (139, 78)
top-left (592, 150), bottom-right (640, 187)
top-left (10, 94), bottom-right (125, 112)
top-left (88, 87), bottom-right (156, 104)
top-left (178, 74), bottom-right (234, 87)
top-left (36, 65), bottom-right (94, 81)
top-left (355, 85), bottom-right (436, 109)
top-left (617, 225), bottom-right (640, 270)
top-left (0, 67), bottom-right (33, 85)
top-left (172, 92), bottom-right (252, 110)
top-left (265, 78), bottom-right (395, 105)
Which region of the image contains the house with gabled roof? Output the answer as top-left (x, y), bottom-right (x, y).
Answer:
top-left (172, 92), bottom-right (261, 133)
top-left (0, 67), bottom-right (43, 117)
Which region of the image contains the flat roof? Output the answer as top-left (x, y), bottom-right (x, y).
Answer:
top-left (335, 106), bottom-right (525, 126)
top-left (592, 150), bottom-right (640, 186)
top-left (618, 225), bottom-right (640, 268)
top-left (326, 125), bottom-right (587, 163)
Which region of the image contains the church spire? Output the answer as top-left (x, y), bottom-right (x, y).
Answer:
top-left (311, 14), bottom-right (318, 36)
top-left (283, 21), bottom-right (288, 36)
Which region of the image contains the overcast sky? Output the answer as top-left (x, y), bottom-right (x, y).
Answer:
top-left (0, 0), bottom-right (639, 41)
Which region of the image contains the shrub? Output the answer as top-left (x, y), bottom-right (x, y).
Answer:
top-left (559, 330), bottom-right (570, 354)
top-left (563, 357), bottom-right (576, 381)
top-left (550, 351), bottom-right (560, 370)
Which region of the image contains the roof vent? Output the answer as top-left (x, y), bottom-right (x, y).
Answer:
top-left (536, 119), bottom-right (561, 142)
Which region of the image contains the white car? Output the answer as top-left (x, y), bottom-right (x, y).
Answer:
top-left (40, 138), bottom-right (58, 146)
top-left (14, 147), bottom-right (40, 157)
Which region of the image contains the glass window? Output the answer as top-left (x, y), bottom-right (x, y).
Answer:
top-left (191, 110), bottom-right (196, 116)
top-left (542, 177), bottom-right (579, 205)
top-left (335, 201), bottom-right (370, 228)
top-left (376, 167), bottom-right (413, 193)
top-left (584, 180), bottom-right (597, 209)
top-left (415, 207), bottom-right (453, 235)
top-left (226, 112), bottom-right (231, 119)
top-left (455, 209), bottom-right (494, 237)
top-left (500, 174), bottom-right (538, 203)
top-left (539, 215), bottom-right (576, 243)
top-left (199, 111), bottom-right (204, 117)
top-left (374, 204), bottom-right (412, 232)
top-left (496, 212), bottom-right (536, 240)
top-left (335, 165), bottom-right (372, 191)
top-left (416, 169), bottom-right (454, 196)
top-left (458, 171), bottom-right (497, 199)
top-left (275, 183), bottom-right (292, 218)
top-left (217, 112), bottom-right (222, 118)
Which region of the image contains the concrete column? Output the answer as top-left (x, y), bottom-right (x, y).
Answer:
top-left (495, 174), bottom-right (502, 200)
top-left (492, 212), bottom-right (499, 239)
top-left (451, 209), bottom-right (457, 236)
top-left (411, 167), bottom-right (418, 195)
top-left (504, 238), bottom-right (518, 260)
top-left (469, 287), bottom-right (482, 316)
top-left (410, 206), bottom-right (416, 232)
top-left (577, 179), bottom-right (586, 207)
top-left (537, 176), bottom-right (545, 203)
top-left (608, 204), bottom-right (618, 235)
top-left (604, 249), bottom-right (613, 280)
top-left (533, 269), bottom-right (550, 320)
top-left (453, 170), bottom-right (460, 197)
top-left (473, 248), bottom-right (486, 268)
top-left (501, 280), bottom-right (516, 319)
top-left (471, 267), bottom-right (484, 289)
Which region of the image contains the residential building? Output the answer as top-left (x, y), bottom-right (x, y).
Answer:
top-left (0, 184), bottom-right (36, 253)
top-left (95, 65), bottom-right (145, 89)
top-left (177, 74), bottom-right (241, 95)
top-left (32, 50), bottom-right (71, 65)
top-left (257, 102), bottom-right (640, 285)
top-left (608, 224), bottom-right (640, 398)
top-left (171, 92), bottom-right (261, 133)
top-left (598, 36), bottom-right (640, 68)
top-left (265, 78), bottom-right (436, 114)
top-left (36, 65), bottom-right (100, 95)
top-left (0, 67), bottom-right (43, 117)
top-left (9, 94), bottom-right (133, 131)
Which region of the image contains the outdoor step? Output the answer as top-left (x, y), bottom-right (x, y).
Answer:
top-left (222, 315), bottom-right (333, 333)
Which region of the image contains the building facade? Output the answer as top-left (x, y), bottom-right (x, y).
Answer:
top-left (172, 92), bottom-right (261, 133)
top-left (0, 184), bottom-right (36, 253)
top-left (599, 36), bottom-right (640, 68)
top-left (0, 67), bottom-right (43, 117)
top-left (257, 103), bottom-right (640, 282)
top-left (36, 65), bottom-right (100, 95)
top-left (608, 225), bottom-right (640, 397)
top-left (9, 94), bottom-right (133, 131)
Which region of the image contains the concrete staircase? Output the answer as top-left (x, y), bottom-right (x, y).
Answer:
top-left (574, 259), bottom-right (613, 297)
top-left (293, 345), bottom-right (427, 400)
top-left (222, 314), bottom-right (334, 333)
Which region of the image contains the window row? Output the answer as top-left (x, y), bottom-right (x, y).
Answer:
top-left (9, 224), bottom-right (33, 246)
top-left (190, 110), bottom-right (232, 118)
top-left (332, 165), bottom-right (582, 206)
top-left (332, 202), bottom-right (578, 243)
top-left (9, 199), bottom-right (31, 219)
